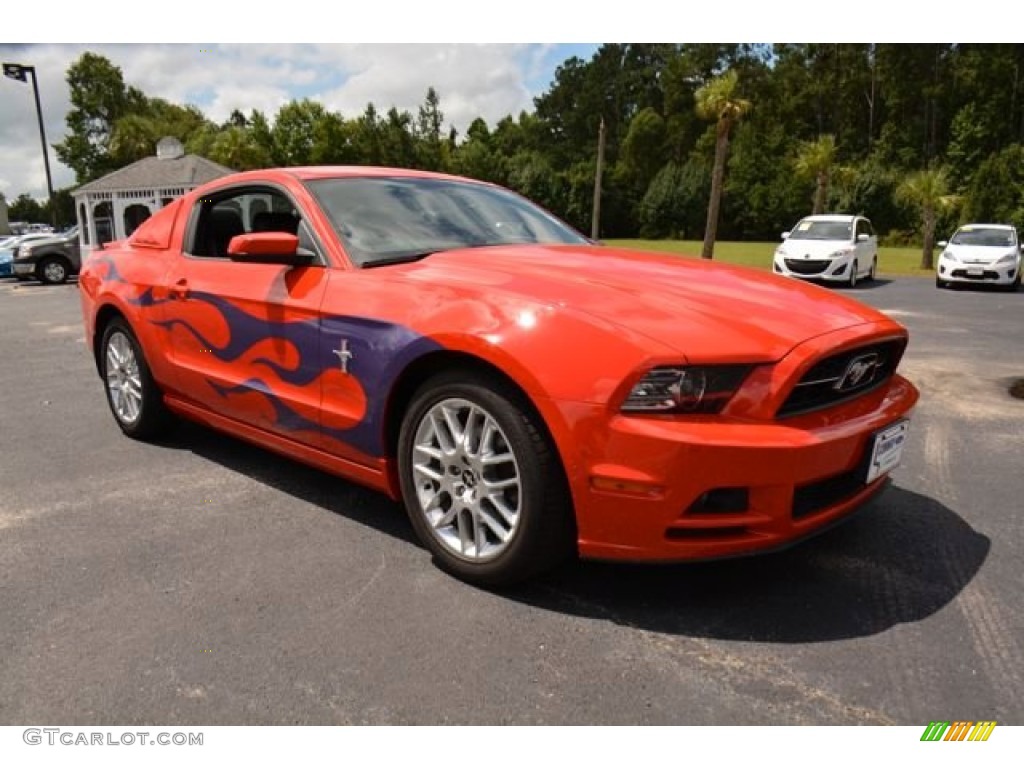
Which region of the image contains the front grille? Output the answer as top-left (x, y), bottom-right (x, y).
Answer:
top-left (785, 258), bottom-right (831, 275)
top-left (777, 339), bottom-right (906, 418)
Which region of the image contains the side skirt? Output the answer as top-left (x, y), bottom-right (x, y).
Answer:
top-left (164, 395), bottom-right (398, 499)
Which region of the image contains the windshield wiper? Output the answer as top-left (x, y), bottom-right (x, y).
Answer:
top-left (361, 251), bottom-right (438, 269)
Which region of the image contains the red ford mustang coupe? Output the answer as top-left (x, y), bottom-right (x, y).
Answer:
top-left (79, 167), bottom-right (919, 585)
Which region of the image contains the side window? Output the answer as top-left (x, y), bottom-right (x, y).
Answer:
top-left (862, 220), bottom-right (875, 238)
top-left (188, 187), bottom-right (319, 261)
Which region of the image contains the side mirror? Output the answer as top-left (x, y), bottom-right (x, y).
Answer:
top-left (937, 241), bottom-right (948, 248)
top-left (227, 233), bottom-right (312, 266)
top-left (857, 233), bottom-right (869, 242)
top-left (781, 231), bottom-right (790, 240)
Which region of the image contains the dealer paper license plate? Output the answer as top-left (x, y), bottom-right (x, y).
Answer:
top-left (866, 420), bottom-right (909, 483)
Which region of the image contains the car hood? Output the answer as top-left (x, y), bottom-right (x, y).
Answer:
top-left (18, 236), bottom-right (70, 250)
top-left (394, 244), bottom-right (887, 361)
top-left (777, 239), bottom-right (854, 258)
top-left (945, 244), bottom-right (1018, 264)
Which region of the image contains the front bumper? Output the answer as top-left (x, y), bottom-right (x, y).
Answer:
top-left (937, 258), bottom-right (1018, 285)
top-left (556, 320), bottom-right (919, 563)
top-left (773, 254), bottom-right (853, 282)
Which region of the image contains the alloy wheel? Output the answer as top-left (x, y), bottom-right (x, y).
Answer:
top-left (105, 331), bottom-right (143, 425)
top-left (411, 397), bottom-right (522, 562)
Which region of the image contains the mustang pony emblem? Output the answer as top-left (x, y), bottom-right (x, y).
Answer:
top-left (836, 352), bottom-right (880, 392)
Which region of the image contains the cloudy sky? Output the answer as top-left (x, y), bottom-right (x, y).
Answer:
top-left (0, 43), bottom-right (598, 201)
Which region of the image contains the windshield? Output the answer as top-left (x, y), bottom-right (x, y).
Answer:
top-left (306, 176), bottom-right (589, 266)
top-left (787, 220), bottom-right (853, 241)
top-left (950, 227), bottom-right (1016, 247)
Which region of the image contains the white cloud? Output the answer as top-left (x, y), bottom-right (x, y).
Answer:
top-left (313, 45), bottom-right (534, 128)
top-left (0, 43), bottom-right (564, 201)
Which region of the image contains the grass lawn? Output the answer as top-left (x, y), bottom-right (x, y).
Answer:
top-left (605, 239), bottom-right (933, 277)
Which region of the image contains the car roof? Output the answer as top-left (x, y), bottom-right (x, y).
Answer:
top-left (799, 214), bottom-right (859, 223)
top-left (956, 223), bottom-right (1014, 230)
top-left (197, 166), bottom-right (486, 187)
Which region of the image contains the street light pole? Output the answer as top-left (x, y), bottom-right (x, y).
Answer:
top-left (3, 62), bottom-right (56, 227)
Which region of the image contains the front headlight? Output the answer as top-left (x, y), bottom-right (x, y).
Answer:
top-left (829, 248), bottom-right (854, 258)
top-left (775, 247), bottom-right (788, 258)
top-left (996, 251), bottom-right (1019, 264)
top-left (940, 250), bottom-right (956, 261)
top-left (17, 246), bottom-right (33, 259)
top-left (621, 365), bottom-right (753, 415)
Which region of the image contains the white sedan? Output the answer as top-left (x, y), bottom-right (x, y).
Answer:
top-left (773, 214), bottom-right (878, 288)
top-left (936, 224), bottom-right (1022, 291)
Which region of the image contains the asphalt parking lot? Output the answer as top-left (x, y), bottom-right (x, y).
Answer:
top-left (1, 274), bottom-right (1021, 725)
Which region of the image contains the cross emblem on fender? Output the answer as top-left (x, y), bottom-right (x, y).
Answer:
top-left (332, 339), bottom-right (354, 374)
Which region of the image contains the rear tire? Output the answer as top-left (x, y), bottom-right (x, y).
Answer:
top-left (99, 318), bottom-right (171, 440)
top-left (397, 369), bottom-right (575, 586)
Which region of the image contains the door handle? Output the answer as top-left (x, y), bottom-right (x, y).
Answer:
top-left (170, 278), bottom-right (189, 301)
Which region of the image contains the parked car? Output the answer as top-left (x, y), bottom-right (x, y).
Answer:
top-left (935, 223), bottom-right (1022, 291)
top-left (79, 168), bottom-right (919, 586)
top-left (0, 232), bottom-right (61, 278)
top-left (773, 214), bottom-right (878, 288)
top-left (12, 226), bottom-right (81, 284)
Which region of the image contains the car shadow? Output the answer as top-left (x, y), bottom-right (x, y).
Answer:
top-left (162, 420), bottom-right (418, 545)
top-left (504, 487), bottom-right (988, 642)
top-left (848, 277), bottom-right (894, 290)
top-left (943, 282), bottom-right (1021, 295)
top-left (160, 422), bottom-right (987, 643)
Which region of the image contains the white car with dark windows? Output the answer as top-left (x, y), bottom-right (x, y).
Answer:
top-left (773, 214), bottom-right (878, 288)
top-left (935, 224), bottom-right (1021, 291)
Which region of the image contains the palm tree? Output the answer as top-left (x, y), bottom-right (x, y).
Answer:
top-left (695, 70), bottom-right (751, 259)
top-left (794, 134), bottom-right (837, 214)
top-left (895, 167), bottom-right (957, 270)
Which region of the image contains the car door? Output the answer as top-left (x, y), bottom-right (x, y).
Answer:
top-left (161, 184), bottom-right (330, 446)
top-left (855, 218), bottom-right (875, 276)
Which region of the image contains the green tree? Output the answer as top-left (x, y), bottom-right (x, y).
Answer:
top-left (962, 144), bottom-right (1024, 233)
top-left (620, 107), bottom-right (666, 191)
top-left (54, 53), bottom-right (146, 182)
top-left (207, 126), bottom-right (272, 170)
top-left (695, 70), bottom-right (751, 258)
top-left (351, 104), bottom-right (384, 166)
top-left (794, 134), bottom-right (837, 214)
top-left (895, 167), bottom-right (956, 269)
top-left (380, 107), bottom-right (418, 168)
top-left (8, 193), bottom-right (46, 223)
top-left (416, 87), bottom-right (446, 171)
top-left (272, 99), bottom-right (328, 166)
top-left (452, 118), bottom-right (505, 183)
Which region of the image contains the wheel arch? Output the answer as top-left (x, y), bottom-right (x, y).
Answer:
top-left (91, 302), bottom-right (130, 376)
top-left (382, 348), bottom-right (576, 513)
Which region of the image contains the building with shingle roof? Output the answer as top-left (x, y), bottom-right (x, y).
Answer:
top-left (73, 137), bottom-right (233, 254)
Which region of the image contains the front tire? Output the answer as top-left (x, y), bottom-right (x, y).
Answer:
top-left (868, 257), bottom-right (877, 281)
top-left (37, 256), bottom-right (70, 285)
top-left (847, 259), bottom-right (858, 288)
top-left (397, 370), bottom-right (575, 586)
top-left (936, 276), bottom-right (948, 289)
top-left (100, 318), bottom-right (171, 439)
